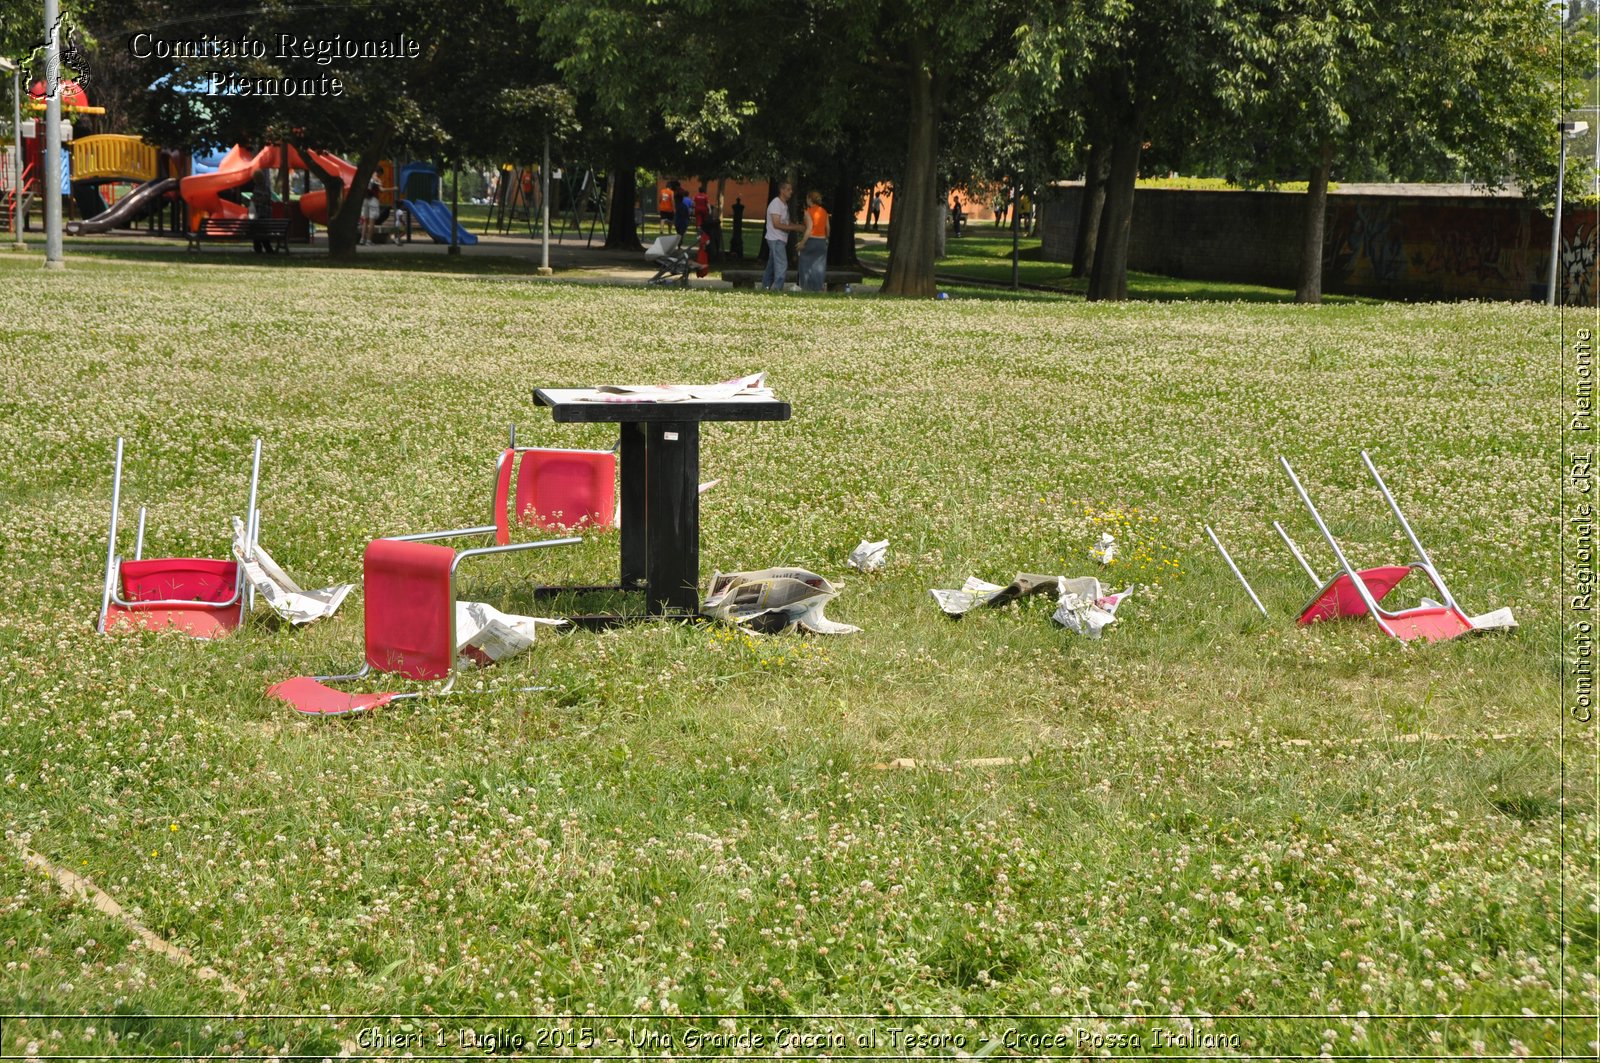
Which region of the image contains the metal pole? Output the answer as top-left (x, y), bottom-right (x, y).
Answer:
top-left (8, 62), bottom-right (21, 246)
top-left (42, 0), bottom-right (63, 268)
top-left (1548, 131), bottom-right (1568, 307)
top-left (1204, 524), bottom-right (1269, 618)
top-left (1010, 182), bottom-right (1019, 291)
top-left (1272, 521), bottom-right (1321, 586)
top-left (448, 162), bottom-right (460, 255)
top-left (538, 132), bottom-right (551, 275)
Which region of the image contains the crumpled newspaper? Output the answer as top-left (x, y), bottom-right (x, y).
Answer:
top-left (847, 539), bottom-right (888, 572)
top-left (930, 573), bottom-right (1064, 616)
top-left (230, 518), bottom-right (354, 625)
top-left (1090, 533), bottom-right (1117, 566)
top-left (703, 567), bottom-right (860, 634)
top-left (1051, 577), bottom-right (1133, 638)
top-left (455, 601), bottom-right (567, 669)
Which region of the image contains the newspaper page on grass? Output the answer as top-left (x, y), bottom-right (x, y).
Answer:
top-left (1051, 577), bottom-right (1134, 639)
top-left (848, 539), bottom-right (888, 572)
top-left (930, 573), bottom-right (1064, 616)
top-left (230, 518), bottom-right (354, 625)
top-left (455, 602), bottom-right (567, 669)
top-left (579, 372), bottom-right (772, 403)
top-left (703, 567), bottom-right (860, 634)
top-left (931, 572), bottom-right (1133, 638)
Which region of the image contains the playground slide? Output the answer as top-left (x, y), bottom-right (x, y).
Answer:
top-left (400, 198), bottom-right (479, 246)
top-left (178, 144), bottom-right (259, 228)
top-left (66, 177), bottom-right (179, 235)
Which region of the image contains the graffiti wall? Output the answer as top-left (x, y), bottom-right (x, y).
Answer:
top-left (1041, 184), bottom-right (1599, 303)
top-left (1323, 198), bottom-right (1595, 302)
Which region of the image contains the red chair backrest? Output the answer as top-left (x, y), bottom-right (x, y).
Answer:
top-left (515, 449), bottom-right (616, 530)
top-left (120, 558), bottom-right (239, 604)
top-left (363, 539), bottom-right (455, 680)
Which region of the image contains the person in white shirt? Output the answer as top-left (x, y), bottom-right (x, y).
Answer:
top-left (762, 181), bottom-right (806, 291)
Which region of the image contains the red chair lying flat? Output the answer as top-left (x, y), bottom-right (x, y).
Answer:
top-left (97, 437), bottom-right (259, 639)
top-left (267, 531), bottom-right (577, 717)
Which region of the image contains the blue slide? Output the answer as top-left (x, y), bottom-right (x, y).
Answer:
top-left (400, 198), bottom-right (478, 246)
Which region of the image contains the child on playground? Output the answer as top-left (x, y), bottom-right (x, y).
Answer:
top-left (359, 180), bottom-right (382, 245)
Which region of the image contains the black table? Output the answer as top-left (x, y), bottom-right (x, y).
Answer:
top-left (531, 387), bottom-right (791, 620)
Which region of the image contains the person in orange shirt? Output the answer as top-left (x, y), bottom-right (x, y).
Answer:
top-left (797, 190), bottom-right (829, 292)
top-left (657, 182), bottom-right (675, 232)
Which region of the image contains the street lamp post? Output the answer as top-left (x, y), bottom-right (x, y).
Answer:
top-left (42, 0), bottom-right (63, 268)
top-left (1548, 119), bottom-right (1588, 306)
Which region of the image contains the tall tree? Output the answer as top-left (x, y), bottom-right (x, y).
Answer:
top-left (1226, 0), bottom-right (1571, 302)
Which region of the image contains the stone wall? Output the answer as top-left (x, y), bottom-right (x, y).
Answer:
top-left (1040, 184), bottom-right (1599, 303)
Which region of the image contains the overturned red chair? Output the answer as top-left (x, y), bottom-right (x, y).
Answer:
top-left (97, 437), bottom-right (260, 640)
top-left (1279, 452), bottom-right (1481, 643)
top-left (267, 528), bottom-right (579, 716)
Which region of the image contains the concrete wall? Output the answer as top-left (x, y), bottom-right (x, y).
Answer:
top-left (1040, 184), bottom-right (1599, 303)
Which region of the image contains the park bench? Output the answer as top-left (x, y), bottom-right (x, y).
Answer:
top-left (188, 217), bottom-right (290, 253)
top-left (721, 268), bottom-right (863, 293)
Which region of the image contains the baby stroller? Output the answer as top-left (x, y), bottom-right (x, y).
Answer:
top-left (646, 234), bottom-right (693, 286)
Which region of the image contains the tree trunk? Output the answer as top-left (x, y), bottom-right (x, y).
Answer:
top-left (1087, 126), bottom-right (1142, 302)
top-left (603, 156), bottom-right (641, 250)
top-left (1072, 141), bottom-right (1109, 278)
top-left (828, 177), bottom-right (860, 268)
top-left (298, 131), bottom-right (387, 258)
top-left (1295, 141), bottom-right (1334, 304)
top-left (882, 26), bottom-right (940, 298)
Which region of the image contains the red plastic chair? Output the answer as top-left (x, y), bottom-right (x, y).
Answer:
top-left (97, 437), bottom-right (259, 639)
top-left (267, 530), bottom-right (578, 717)
top-left (1280, 453), bottom-right (1475, 643)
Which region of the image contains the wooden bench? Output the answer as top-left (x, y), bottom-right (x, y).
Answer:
top-left (188, 217), bottom-right (289, 253)
top-left (721, 268), bottom-right (864, 293)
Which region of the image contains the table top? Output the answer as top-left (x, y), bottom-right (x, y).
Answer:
top-left (533, 388), bottom-right (793, 424)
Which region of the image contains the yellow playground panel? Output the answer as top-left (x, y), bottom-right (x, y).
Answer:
top-left (71, 135), bottom-right (159, 184)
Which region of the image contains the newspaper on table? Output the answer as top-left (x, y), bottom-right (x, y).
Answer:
top-left (230, 518), bottom-right (354, 625)
top-left (455, 601), bottom-right (567, 669)
top-left (1051, 577), bottom-right (1134, 639)
top-left (847, 538), bottom-right (888, 573)
top-left (703, 567), bottom-right (860, 634)
top-left (578, 372), bottom-right (772, 403)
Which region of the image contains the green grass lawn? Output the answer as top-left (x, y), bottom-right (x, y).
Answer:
top-left (0, 252), bottom-right (1588, 1058)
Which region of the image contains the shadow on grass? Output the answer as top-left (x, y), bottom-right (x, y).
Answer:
top-left (858, 232), bottom-right (1379, 304)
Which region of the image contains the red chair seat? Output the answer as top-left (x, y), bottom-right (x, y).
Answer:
top-left (515, 449), bottom-right (616, 530)
top-left (1296, 565), bottom-right (1412, 626)
top-left (103, 602), bottom-right (242, 639)
top-left (267, 676), bottom-right (397, 716)
top-left (1379, 606), bottom-right (1475, 643)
